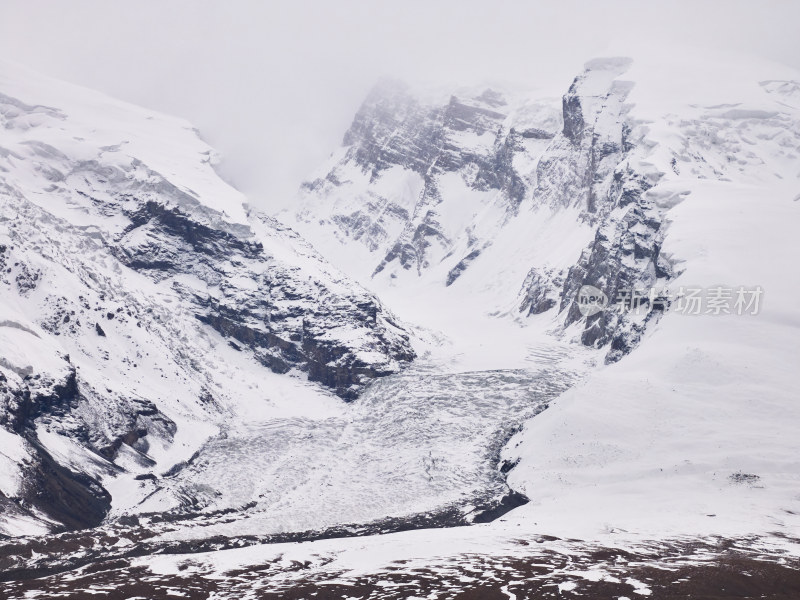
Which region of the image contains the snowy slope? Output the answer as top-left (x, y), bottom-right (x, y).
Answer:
top-left (288, 50), bottom-right (800, 545)
top-left (1, 49), bottom-right (799, 598)
top-left (501, 52), bottom-right (800, 539)
top-left (0, 60), bottom-right (579, 545)
top-left (292, 81), bottom-right (564, 282)
top-left (0, 60), bottom-right (414, 536)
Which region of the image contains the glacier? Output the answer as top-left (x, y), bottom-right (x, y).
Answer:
top-left (1, 49), bottom-right (800, 598)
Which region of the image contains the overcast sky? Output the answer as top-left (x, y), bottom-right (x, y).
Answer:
top-left (2, 1), bottom-right (799, 211)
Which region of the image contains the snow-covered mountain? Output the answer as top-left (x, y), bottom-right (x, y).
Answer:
top-left (2, 49), bottom-right (800, 598)
top-left (0, 60), bottom-right (414, 536)
top-left (286, 51), bottom-right (800, 589)
top-left (292, 58), bottom-right (672, 364)
top-left (292, 55), bottom-right (800, 366)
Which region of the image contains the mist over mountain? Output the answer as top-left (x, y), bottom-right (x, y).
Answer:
top-left (1, 3), bottom-right (800, 598)
top-left (2, 0), bottom-right (799, 210)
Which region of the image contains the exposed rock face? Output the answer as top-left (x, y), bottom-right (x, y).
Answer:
top-left (532, 57), bottom-right (635, 218)
top-left (111, 197), bottom-right (414, 398)
top-left (0, 364), bottom-right (113, 530)
top-left (296, 81), bottom-right (561, 279)
top-left (341, 81), bottom-right (445, 178)
top-left (299, 59), bottom-right (674, 361)
top-left (518, 267), bottom-right (562, 316)
top-left (515, 60), bottom-right (800, 362)
top-left (516, 57), bottom-right (676, 360)
top-left (22, 437), bottom-right (112, 531)
top-left (557, 170), bottom-right (674, 363)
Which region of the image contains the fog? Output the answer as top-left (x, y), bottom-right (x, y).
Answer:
top-left (2, 0), bottom-right (798, 211)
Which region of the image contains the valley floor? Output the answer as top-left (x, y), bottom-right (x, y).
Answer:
top-left (2, 525), bottom-right (799, 599)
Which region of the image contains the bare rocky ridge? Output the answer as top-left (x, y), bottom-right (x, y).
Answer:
top-left (526, 58), bottom-right (676, 361)
top-left (298, 81), bottom-right (557, 277)
top-left (297, 58), bottom-right (675, 362)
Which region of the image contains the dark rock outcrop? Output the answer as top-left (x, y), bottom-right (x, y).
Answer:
top-left (558, 170), bottom-right (674, 362)
top-left (0, 367), bottom-right (112, 530)
top-left (518, 267), bottom-right (562, 316)
top-left (21, 440), bottom-right (111, 531)
top-left (301, 81), bottom-right (544, 279)
top-left (526, 58), bottom-right (677, 361)
top-left (105, 181), bottom-right (415, 399)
